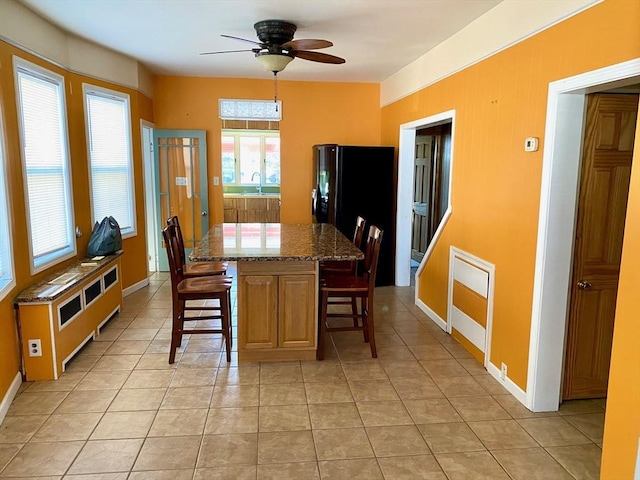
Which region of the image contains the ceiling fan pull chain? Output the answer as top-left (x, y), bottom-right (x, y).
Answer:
top-left (273, 72), bottom-right (279, 111)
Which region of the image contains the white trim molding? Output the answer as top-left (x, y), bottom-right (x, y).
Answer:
top-left (487, 362), bottom-right (528, 406)
top-left (415, 298), bottom-right (447, 332)
top-left (0, 372), bottom-right (22, 425)
top-left (527, 58), bottom-right (640, 412)
top-left (396, 110), bottom-right (456, 287)
top-left (122, 277), bottom-right (150, 297)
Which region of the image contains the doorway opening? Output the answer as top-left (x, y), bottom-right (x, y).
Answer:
top-left (527, 58), bottom-right (640, 412)
top-left (396, 110), bottom-right (456, 292)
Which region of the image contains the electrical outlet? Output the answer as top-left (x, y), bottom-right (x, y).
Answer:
top-left (28, 339), bottom-right (42, 357)
top-left (500, 362), bottom-right (507, 380)
top-left (213, 176), bottom-right (220, 186)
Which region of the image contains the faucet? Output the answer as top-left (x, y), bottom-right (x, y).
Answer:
top-left (251, 172), bottom-right (262, 194)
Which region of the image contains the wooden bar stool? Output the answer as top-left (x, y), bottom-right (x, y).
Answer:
top-left (167, 216), bottom-right (228, 277)
top-left (317, 225), bottom-right (384, 361)
top-left (163, 224), bottom-right (233, 364)
top-left (319, 216), bottom-right (366, 276)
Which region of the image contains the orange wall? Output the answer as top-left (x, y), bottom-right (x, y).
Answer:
top-left (600, 110), bottom-right (640, 480)
top-left (152, 76), bottom-right (381, 224)
top-left (0, 41), bottom-right (152, 399)
top-left (381, 0), bottom-right (640, 389)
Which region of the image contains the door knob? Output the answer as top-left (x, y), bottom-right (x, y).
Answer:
top-left (201, 211), bottom-right (208, 216)
top-left (577, 280), bottom-right (592, 290)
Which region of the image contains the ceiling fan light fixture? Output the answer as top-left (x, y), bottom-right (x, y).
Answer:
top-left (255, 52), bottom-right (294, 73)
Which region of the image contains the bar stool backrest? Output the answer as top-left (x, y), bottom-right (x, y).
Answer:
top-left (166, 216), bottom-right (187, 265)
top-left (362, 226), bottom-right (384, 293)
top-left (162, 224), bottom-right (186, 292)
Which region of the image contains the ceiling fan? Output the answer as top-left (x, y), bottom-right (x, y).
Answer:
top-left (201, 19), bottom-right (346, 75)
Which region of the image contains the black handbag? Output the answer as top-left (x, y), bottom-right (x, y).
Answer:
top-left (87, 216), bottom-right (122, 256)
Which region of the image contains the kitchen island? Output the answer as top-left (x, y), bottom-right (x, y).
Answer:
top-left (190, 223), bottom-right (363, 361)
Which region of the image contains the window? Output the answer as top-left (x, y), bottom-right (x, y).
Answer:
top-left (0, 110), bottom-right (15, 299)
top-left (14, 58), bottom-right (76, 273)
top-left (222, 130), bottom-right (280, 187)
top-left (83, 85), bottom-right (136, 236)
top-left (219, 99), bottom-right (282, 121)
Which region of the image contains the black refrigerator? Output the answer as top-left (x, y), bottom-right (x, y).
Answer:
top-left (312, 144), bottom-right (395, 286)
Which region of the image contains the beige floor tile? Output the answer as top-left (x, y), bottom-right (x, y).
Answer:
top-left (474, 374), bottom-right (509, 395)
top-left (564, 412), bottom-right (605, 443)
top-left (558, 399), bottom-right (604, 416)
top-left (183, 337), bottom-right (224, 354)
top-left (442, 343), bottom-right (474, 359)
top-left (389, 377), bottom-right (444, 400)
top-left (211, 385), bottom-right (260, 407)
top-left (308, 403), bottom-right (363, 430)
top-left (106, 340), bottom-right (152, 355)
top-left (119, 328), bottom-right (159, 341)
top-left (408, 344), bottom-right (454, 361)
top-left (25, 372), bottom-right (86, 392)
top-left (420, 359), bottom-right (469, 377)
top-left (260, 362), bottom-right (302, 384)
top-left (449, 396), bottom-right (510, 421)
top-left (403, 398), bottom-right (463, 424)
top-left (67, 439), bottom-right (143, 474)
top-left (517, 417), bottom-right (592, 447)
top-left (91, 411), bottom-right (155, 439)
top-left (431, 376), bottom-right (486, 397)
top-left (356, 400), bottom-right (413, 426)
top-left (377, 454), bottom-right (447, 480)
top-left (215, 367), bottom-right (260, 385)
top-left (128, 317), bottom-right (168, 330)
top-left (301, 362), bottom-right (345, 383)
top-left (93, 354), bottom-right (141, 371)
top-left (95, 328), bottom-right (124, 343)
top-left (492, 447), bottom-right (574, 480)
top-left (546, 444), bottom-right (602, 480)
top-left (160, 386), bottom-right (213, 409)
top-left (366, 425), bottom-right (430, 457)
top-left (304, 382), bottom-right (352, 404)
top-left (8, 391), bottom-right (68, 415)
top-left (492, 394), bottom-right (557, 419)
top-left (258, 431), bottom-right (316, 464)
top-left (205, 407), bottom-right (259, 434)
top-left (417, 422), bottom-right (485, 453)
top-left (55, 390), bottom-right (117, 414)
top-left (457, 358), bottom-right (489, 376)
top-left (468, 419), bottom-right (538, 450)
top-left (318, 458), bottom-right (384, 480)
top-left (135, 353), bottom-right (177, 370)
top-left (435, 451), bottom-right (511, 479)
top-left (259, 383), bottom-right (307, 406)
top-left (123, 370), bottom-right (174, 389)
top-left (193, 466), bottom-right (256, 480)
top-left (313, 427), bottom-right (374, 460)
top-left (0, 444), bottom-right (23, 472)
top-left (81, 340), bottom-right (116, 355)
top-left (65, 355), bottom-right (101, 372)
top-left (31, 412), bottom-right (102, 442)
top-left (341, 361), bottom-right (388, 381)
top-left (376, 344), bottom-right (417, 361)
top-left (170, 367), bottom-right (217, 387)
top-left (108, 388), bottom-right (166, 411)
top-left (0, 415), bottom-right (48, 443)
top-left (148, 408), bottom-right (207, 437)
top-left (257, 462), bottom-right (319, 480)
top-left (197, 433), bottom-right (258, 467)
top-left (259, 404), bottom-right (310, 432)
top-left (178, 352), bottom-right (221, 369)
top-left (348, 379), bottom-right (399, 402)
top-left (334, 343), bottom-right (378, 362)
top-left (65, 473), bottom-right (128, 479)
top-left (133, 436), bottom-right (201, 471)
top-left (1, 441), bottom-right (82, 477)
top-left (128, 470), bottom-right (194, 480)
top-left (396, 331), bottom-right (441, 346)
top-left (75, 371), bottom-right (130, 391)
top-left (381, 360), bottom-right (429, 379)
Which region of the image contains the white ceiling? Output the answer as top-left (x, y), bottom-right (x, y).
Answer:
top-left (18, 0), bottom-right (502, 83)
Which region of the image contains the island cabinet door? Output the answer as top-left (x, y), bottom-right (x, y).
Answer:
top-left (239, 275), bottom-right (278, 349)
top-left (278, 275), bottom-right (317, 348)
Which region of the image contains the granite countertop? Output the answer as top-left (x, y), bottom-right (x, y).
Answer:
top-left (189, 223), bottom-right (364, 262)
top-left (16, 251), bottom-right (123, 303)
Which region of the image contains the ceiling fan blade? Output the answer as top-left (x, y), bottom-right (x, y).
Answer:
top-left (200, 49), bottom-right (256, 55)
top-left (282, 39), bottom-right (333, 51)
top-left (295, 50), bottom-right (345, 64)
top-left (221, 34), bottom-right (263, 46)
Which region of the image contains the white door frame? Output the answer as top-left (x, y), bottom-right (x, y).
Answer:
top-left (527, 58), bottom-right (640, 411)
top-left (396, 110), bottom-right (456, 295)
top-left (140, 120), bottom-right (157, 274)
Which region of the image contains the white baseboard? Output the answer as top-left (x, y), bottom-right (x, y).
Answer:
top-left (416, 298), bottom-right (447, 332)
top-left (0, 372), bottom-right (22, 424)
top-left (122, 277), bottom-right (150, 297)
top-left (487, 361), bottom-right (528, 406)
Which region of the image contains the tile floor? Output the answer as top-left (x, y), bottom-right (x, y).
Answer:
top-left (1, 268), bottom-right (604, 479)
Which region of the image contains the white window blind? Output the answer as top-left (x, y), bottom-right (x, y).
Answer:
top-left (0, 111), bottom-right (14, 298)
top-left (84, 86), bottom-right (135, 236)
top-left (14, 59), bottom-right (75, 272)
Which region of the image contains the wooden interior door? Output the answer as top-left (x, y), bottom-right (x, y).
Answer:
top-left (563, 93), bottom-right (638, 400)
top-left (411, 135), bottom-right (432, 263)
top-left (153, 130), bottom-right (208, 271)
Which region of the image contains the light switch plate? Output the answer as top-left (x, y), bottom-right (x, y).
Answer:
top-left (524, 137), bottom-right (539, 152)
top-left (213, 176), bottom-right (220, 186)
